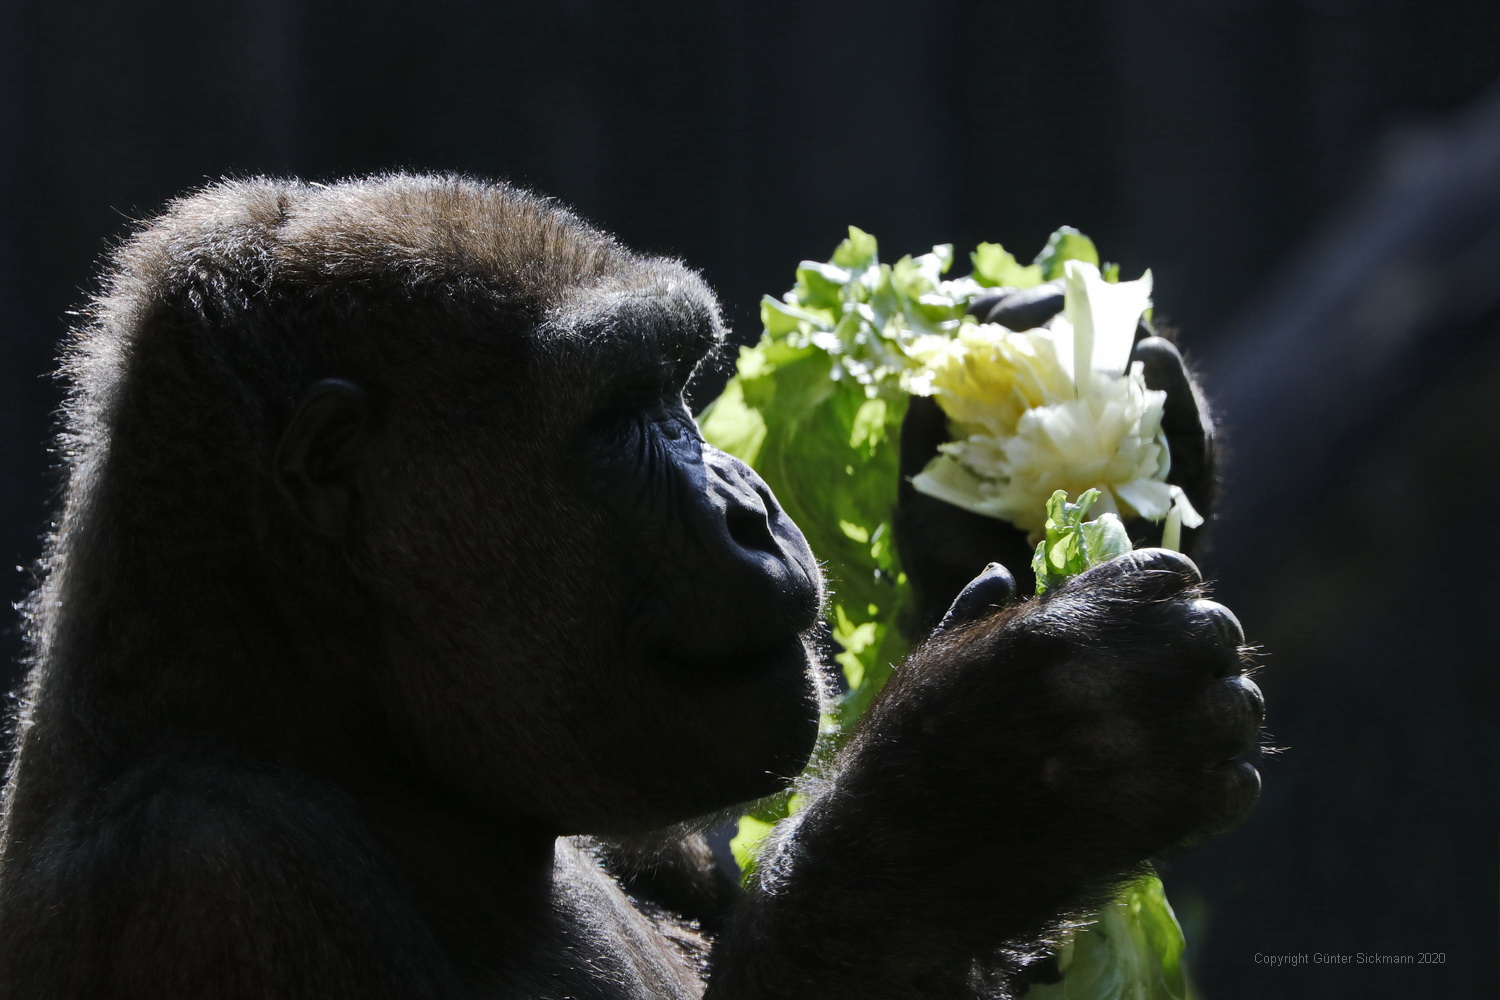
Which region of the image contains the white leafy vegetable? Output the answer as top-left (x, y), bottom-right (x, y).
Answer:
top-left (908, 261), bottom-right (1203, 537)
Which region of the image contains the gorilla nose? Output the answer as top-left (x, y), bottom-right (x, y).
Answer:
top-left (706, 450), bottom-right (822, 634)
top-left (724, 491), bottom-right (780, 556)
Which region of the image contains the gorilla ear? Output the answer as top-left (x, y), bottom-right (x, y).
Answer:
top-left (273, 379), bottom-right (373, 540)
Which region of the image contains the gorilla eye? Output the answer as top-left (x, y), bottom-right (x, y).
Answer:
top-left (653, 405), bottom-right (701, 446)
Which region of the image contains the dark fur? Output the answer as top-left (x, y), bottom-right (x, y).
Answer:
top-left (0, 175), bottom-right (1261, 999)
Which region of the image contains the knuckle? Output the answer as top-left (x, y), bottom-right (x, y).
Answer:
top-left (1164, 599), bottom-right (1251, 680)
top-left (1129, 335), bottom-right (1186, 379)
top-left (1201, 759), bottom-right (1262, 835)
top-left (1127, 546), bottom-right (1202, 582)
top-left (1225, 673), bottom-right (1266, 723)
top-left (1194, 674), bottom-right (1266, 755)
top-left (1186, 598), bottom-right (1246, 648)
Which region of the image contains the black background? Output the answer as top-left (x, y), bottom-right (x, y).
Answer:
top-left (2, 2), bottom-right (1497, 997)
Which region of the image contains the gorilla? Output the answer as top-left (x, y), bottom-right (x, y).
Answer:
top-left (0, 175), bottom-right (1262, 999)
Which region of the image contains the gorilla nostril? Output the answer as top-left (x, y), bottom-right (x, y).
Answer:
top-left (726, 502), bottom-right (778, 555)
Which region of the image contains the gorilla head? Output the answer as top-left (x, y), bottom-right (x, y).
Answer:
top-left (22, 175), bottom-right (822, 841)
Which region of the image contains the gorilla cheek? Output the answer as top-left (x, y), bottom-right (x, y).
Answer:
top-left (702, 635), bottom-right (822, 791)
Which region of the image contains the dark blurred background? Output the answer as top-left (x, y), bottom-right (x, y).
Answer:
top-left (2, 2), bottom-right (1496, 997)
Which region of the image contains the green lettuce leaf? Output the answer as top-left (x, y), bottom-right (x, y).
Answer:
top-left (1027, 875), bottom-right (1190, 1000)
top-left (699, 227), bottom-right (1192, 998)
top-left (1031, 489), bottom-right (1134, 594)
top-left (1035, 225), bottom-right (1101, 280)
top-left (971, 241), bottom-right (1044, 288)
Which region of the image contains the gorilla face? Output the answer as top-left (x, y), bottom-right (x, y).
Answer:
top-left (569, 395), bottom-right (826, 828)
top-left (341, 263), bottom-right (825, 835)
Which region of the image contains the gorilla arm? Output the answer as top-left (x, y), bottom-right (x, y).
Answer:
top-left (695, 278), bottom-right (1250, 1000)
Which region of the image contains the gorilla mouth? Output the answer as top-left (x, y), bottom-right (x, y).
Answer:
top-left (732, 631), bottom-right (817, 679)
top-left (652, 629), bottom-right (816, 686)
top-left (619, 588), bottom-right (820, 685)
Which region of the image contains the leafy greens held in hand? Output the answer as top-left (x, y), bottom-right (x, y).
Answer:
top-left (1031, 488), bottom-right (1134, 594)
top-left (909, 260), bottom-right (1203, 534)
top-left (699, 227), bottom-right (1193, 1000)
top-left (1030, 485), bottom-right (1201, 594)
top-left (1023, 487), bottom-right (1195, 1000)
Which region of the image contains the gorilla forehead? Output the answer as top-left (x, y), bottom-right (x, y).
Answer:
top-left (539, 261), bottom-right (727, 391)
top-left (86, 174), bottom-right (724, 431)
top-left (104, 172), bottom-right (720, 367)
top-left (118, 173), bottom-right (627, 304)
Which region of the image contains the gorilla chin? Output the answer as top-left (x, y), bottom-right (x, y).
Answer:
top-left (617, 632), bottom-right (823, 827)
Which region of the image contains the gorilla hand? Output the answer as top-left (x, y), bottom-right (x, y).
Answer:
top-left (897, 549), bottom-right (1263, 845)
top-left (894, 290), bottom-right (1216, 633)
top-left (858, 547), bottom-right (1261, 929)
top-left (708, 551), bottom-right (1261, 1000)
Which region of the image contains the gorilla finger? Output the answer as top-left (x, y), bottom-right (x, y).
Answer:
top-left (898, 394), bottom-right (952, 482)
top-left (966, 287), bottom-right (1012, 319)
top-left (1197, 758), bottom-right (1262, 837)
top-left (936, 562), bottom-right (1017, 631)
top-left (1132, 314), bottom-right (1157, 347)
top-left (1192, 674), bottom-right (1265, 760)
top-left (1173, 599), bottom-right (1247, 674)
top-left (981, 282), bottom-right (1064, 331)
top-left (1196, 598), bottom-right (1244, 649)
top-left (1074, 547), bottom-right (1203, 597)
top-left (1131, 337), bottom-right (1212, 493)
top-left (1130, 337), bottom-right (1195, 420)
top-left (1127, 547), bottom-right (1203, 584)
